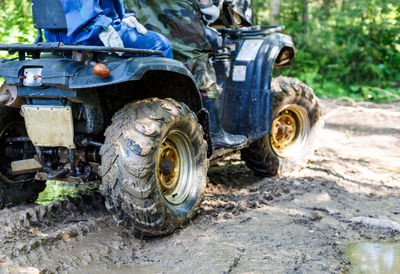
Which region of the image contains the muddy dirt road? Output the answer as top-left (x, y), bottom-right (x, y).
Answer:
top-left (0, 99), bottom-right (399, 273)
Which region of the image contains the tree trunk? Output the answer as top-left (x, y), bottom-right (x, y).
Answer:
top-left (302, 0), bottom-right (309, 33)
top-left (270, 0), bottom-right (281, 25)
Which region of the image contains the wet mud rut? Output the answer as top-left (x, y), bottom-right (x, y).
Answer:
top-left (0, 99), bottom-right (399, 273)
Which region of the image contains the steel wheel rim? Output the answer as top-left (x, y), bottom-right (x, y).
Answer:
top-left (157, 130), bottom-right (194, 205)
top-left (270, 104), bottom-right (310, 158)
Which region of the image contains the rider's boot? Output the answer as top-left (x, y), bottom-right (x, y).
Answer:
top-left (202, 97), bottom-right (247, 149)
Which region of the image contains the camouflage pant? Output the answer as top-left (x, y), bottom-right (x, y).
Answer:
top-left (185, 55), bottom-right (220, 98)
top-left (125, 0), bottom-right (220, 98)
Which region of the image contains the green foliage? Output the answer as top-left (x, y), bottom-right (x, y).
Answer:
top-left (0, 0), bottom-right (34, 58)
top-left (0, 0), bottom-right (398, 102)
top-left (0, 0), bottom-right (34, 42)
top-left (257, 0), bottom-right (400, 102)
top-left (36, 181), bottom-right (100, 205)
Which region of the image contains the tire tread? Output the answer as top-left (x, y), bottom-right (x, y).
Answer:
top-left (101, 98), bottom-right (207, 237)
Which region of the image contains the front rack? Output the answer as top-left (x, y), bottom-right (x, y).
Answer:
top-left (0, 42), bottom-right (162, 60)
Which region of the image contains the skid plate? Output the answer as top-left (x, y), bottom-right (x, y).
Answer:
top-left (22, 105), bottom-right (75, 148)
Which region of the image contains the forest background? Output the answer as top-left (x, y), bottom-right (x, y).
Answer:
top-left (0, 0), bottom-right (399, 102)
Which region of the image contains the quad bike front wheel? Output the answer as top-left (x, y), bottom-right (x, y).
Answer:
top-left (241, 76), bottom-right (322, 175)
top-left (100, 98), bottom-right (207, 237)
top-left (0, 105), bottom-right (46, 208)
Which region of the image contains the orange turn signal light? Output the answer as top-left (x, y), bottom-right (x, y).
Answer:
top-left (93, 63), bottom-right (110, 78)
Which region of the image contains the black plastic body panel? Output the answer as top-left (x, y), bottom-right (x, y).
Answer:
top-left (0, 56), bottom-right (193, 89)
top-left (212, 32), bottom-right (295, 142)
top-left (32, 0), bottom-right (67, 30)
top-left (18, 86), bottom-right (77, 98)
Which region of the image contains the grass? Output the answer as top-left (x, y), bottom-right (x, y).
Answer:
top-left (274, 69), bottom-right (400, 103)
top-left (36, 180), bottom-right (100, 205)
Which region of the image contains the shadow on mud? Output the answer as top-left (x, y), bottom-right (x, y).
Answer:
top-left (208, 163), bottom-right (262, 188)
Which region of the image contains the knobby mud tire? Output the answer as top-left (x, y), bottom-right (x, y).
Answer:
top-left (241, 76), bottom-right (322, 176)
top-left (0, 105), bottom-right (46, 208)
top-left (100, 98), bottom-right (208, 237)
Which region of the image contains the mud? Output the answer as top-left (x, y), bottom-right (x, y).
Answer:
top-left (0, 99), bottom-right (399, 273)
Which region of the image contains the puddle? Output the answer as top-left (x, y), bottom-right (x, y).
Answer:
top-left (343, 242), bottom-right (400, 274)
top-left (36, 180), bottom-right (100, 205)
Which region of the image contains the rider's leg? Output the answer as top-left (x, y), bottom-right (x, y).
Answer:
top-left (189, 55), bottom-right (247, 149)
top-left (44, 24), bottom-right (173, 59)
top-left (117, 22), bottom-right (173, 58)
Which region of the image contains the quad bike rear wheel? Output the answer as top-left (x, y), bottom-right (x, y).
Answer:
top-left (100, 98), bottom-right (207, 237)
top-left (0, 105), bottom-right (46, 208)
top-left (241, 76), bottom-right (322, 175)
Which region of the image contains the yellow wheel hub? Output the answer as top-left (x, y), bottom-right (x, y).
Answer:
top-left (157, 139), bottom-right (180, 195)
top-left (271, 110), bottom-right (298, 150)
top-left (270, 105), bottom-right (310, 158)
top-left (156, 130), bottom-right (193, 205)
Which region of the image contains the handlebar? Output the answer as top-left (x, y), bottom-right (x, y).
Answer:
top-left (220, 25), bottom-right (285, 38)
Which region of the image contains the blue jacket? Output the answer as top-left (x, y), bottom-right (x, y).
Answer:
top-left (45, 0), bottom-right (174, 58)
top-left (45, 0), bottom-right (135, 45)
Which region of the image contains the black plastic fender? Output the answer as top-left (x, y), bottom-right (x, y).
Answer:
top-left (0, 56), bottom-right (203, 112)
top-left (255, 33), bottom-right (295, 91)
top-left (0, 55), bottom-right (210, 152)
top-left (219, 33), bottom-right (295, 141)
top-left (0, 56), bottom-right (191, 88)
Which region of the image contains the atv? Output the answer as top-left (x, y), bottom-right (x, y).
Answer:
top-left (0, 0), bottom-right (321, 237)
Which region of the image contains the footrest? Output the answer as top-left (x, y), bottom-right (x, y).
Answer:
top-left (11, 158), bottom-right (43, 175)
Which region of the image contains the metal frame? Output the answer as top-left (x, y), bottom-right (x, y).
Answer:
top-left (0, 42), bottom-right (162, 59)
